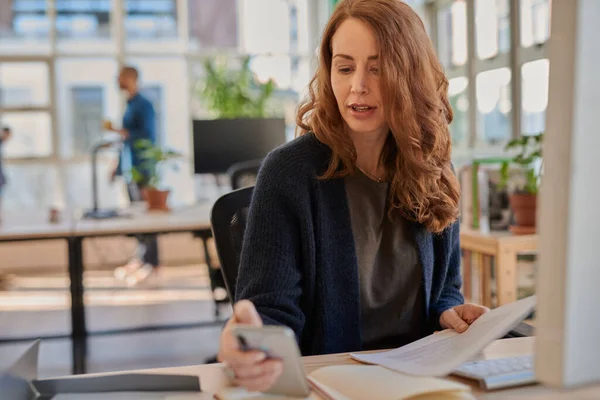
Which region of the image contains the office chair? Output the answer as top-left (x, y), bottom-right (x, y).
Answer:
top-left (210, 186), bottom-right (254, 301)
top-left (227, 159), bottom-right (263, 190)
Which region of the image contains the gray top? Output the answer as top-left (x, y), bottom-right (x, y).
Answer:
top-left (345, 170), bottom-right (424, 350)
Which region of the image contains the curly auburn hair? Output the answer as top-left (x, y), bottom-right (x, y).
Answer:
top-left (296, 0), bottom-right (460, 233)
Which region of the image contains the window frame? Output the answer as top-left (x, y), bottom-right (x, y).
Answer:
top-left (429, 0), bottom-right (550, 161)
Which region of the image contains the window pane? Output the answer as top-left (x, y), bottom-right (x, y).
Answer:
top-left (125, 0), bottom-right (177, 40)
top-left (448, 77), bottom-right (469, 146)
top-left (437, 0), bottom-right (467, 68)
top-left (1, 164), bottom-right (61, 211)
top-left (0, 62), bottom-right (49, 108)
top-left (71, 86), bottom-right (105, 155)
top-left (0, 0), bottom-right (51, 54)
top-left (188, 0), bottom-right (238, 51)
top-left (56, 0), bottom-right (114, 53)
top-left (476, 68), bottom-right (512, 144)
top-left (0, 112), bottom-right (52, 158)
top-left (520, 0), bottom-right (551, 47)
top-left (55, 58), bottom-right (120, 159)
top-left (476, 0), bottom-right (510, 60)
top-left (65, 160), bottom-right (127, 211)
top-left (239, 0), bottom-right (300, 54)
top-left (522, 59), bottom-right (549, 135)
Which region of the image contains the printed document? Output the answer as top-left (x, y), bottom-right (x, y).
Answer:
top-left (351, 295), bottom-right (536, 377)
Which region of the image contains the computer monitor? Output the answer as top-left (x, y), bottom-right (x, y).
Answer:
top-left (535, 0), bottom-right (600, 389)
top-left (192, 118), bottom-right (287, 175)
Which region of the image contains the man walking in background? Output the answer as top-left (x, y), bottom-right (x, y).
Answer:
top-left (107, 66), bottom-right (160, 285)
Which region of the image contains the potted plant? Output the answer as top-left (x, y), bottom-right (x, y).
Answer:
top-left (131, 139), bottom-right (182, 211)
top-left (499, 132), bottom-right (544, 234)
top-left (199, 55), bottom-right (276, 118)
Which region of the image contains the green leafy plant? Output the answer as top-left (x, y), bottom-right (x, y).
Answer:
top-left (199, 56), bottom-right (276, 118)
top-left (499, 132), bottom-right (544, 195)
top-left (131, 139), bottom-right (182, 190)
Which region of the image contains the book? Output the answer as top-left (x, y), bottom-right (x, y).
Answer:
top-left (215, 364), bottom-right (472, 400)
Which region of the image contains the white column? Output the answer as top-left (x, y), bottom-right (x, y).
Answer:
top-left (536, 0), bottom-right (600, 388)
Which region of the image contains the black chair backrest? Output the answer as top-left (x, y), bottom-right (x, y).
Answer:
top-left (210, 186), bottom-right (254, 301)
top-left (227, 159), bottom-right (263, 190)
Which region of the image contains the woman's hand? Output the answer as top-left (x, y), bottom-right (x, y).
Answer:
top-left (218, 300), bottom-right (284, 393)
top-left (440, 303), bottom-right (490, 333)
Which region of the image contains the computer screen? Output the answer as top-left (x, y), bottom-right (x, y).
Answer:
top-left (192, 118), bottom-right (287, 174)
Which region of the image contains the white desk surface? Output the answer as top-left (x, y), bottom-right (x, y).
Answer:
top-left (110, 337), bottom-right (599, 399)
top-left (72, 202), bottom-right (213, 237)
top-left (0, 211), bottom-right (73, 241)
top-left (0, 202), bottom-right (213, 241)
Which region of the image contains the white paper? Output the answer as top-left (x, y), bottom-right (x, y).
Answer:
top-left (351, 295), bottom-right (536, 377)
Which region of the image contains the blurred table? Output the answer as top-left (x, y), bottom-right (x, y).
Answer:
top-left (460, 227), bottom-right (538, 308)
top-left (0, 203), bottom-right (214, 375)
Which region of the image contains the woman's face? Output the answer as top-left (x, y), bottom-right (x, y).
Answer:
top-left (330, 18), bottom-right (388, 139)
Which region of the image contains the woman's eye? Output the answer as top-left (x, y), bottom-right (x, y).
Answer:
top-left (370, 67), bottom-right (380, 74)
top-left (338, 67), bottom-right (352, 74)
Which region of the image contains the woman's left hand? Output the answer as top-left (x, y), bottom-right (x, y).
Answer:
top-left (440, 304), bottom-right (490, 333)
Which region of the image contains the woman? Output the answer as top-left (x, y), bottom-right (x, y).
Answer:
top-left (219, 0), bottom-right (488, 392)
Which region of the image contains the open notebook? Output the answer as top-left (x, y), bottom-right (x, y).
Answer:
top-left (215, 364), bottom-right (472, 400)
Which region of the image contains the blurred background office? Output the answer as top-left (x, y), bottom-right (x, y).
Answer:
top-left (0, 0), bottom-right (550, 379)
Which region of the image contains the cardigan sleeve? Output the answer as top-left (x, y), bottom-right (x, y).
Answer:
top-left (431, 220), bottom-right (465, 324)
top-left (234, 150), bottom-right (306, 340)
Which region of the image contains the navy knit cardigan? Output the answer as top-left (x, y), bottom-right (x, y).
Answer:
top-left (235, 133), bottom-right (464, 356)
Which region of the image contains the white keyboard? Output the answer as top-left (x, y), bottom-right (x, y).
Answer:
top-left (452, 355), bottom-right (536, 390)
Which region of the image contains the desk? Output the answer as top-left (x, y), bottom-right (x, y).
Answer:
top-left (0, 203), bottom-right (216, 375)
top-left (460, 228), bottom-right (538, 308)
top-left (69, 202), bottom-right (215, 374)
top-left (133, 337), bottom-right (600, 399)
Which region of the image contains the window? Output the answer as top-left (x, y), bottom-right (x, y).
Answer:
top-left (475, 0), bottom-right (510, 60)
top-left (1, 164), bottom-right (61, 211)
top-left (0, 112), bottom-right (52, 158)
top-left (448, 77), bottom-right (469, 147)
top-left (125, 0), bottom-right (177, 40)
top-left (0, 0), bottom-right (317, 211)
top-left (0, 0), bottom-right (51, 54)
top-left (0, 62), bottom-right (49, 108)
top-left (56, 0), bottom-right (111, 39)
top-left (188, 0), bottom-right (237, 51)
top-left (521, 0), bottom-right (551, 47)
top-left (71, 87), bottom-right (104, 155)
top-left (55, 0), bottom-right (114, 53)
top-left (437, 0), bottom-right (468, 69)
top-left (55, 58), bottom-right (120, 159)
top-left (521, 59), bottom-right (549, 135)
top-left (476, 68), bottom-right (512, 144)
top-left (431, 0), bottom-right (551, 156)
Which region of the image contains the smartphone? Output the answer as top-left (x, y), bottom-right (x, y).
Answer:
top-left (231, 325), bottom-right (311, 398)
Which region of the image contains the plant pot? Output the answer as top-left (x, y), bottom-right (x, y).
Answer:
top-left (508, 193), bottom-right (537, 234)
top-left (143, 188), bottom-right (170, 211)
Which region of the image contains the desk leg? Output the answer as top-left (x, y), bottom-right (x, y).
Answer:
top-left (68, 236), bottom-right (87, 374)
top-left (496, 246), bottom-right (518, 306)
top-left (199, 234), bottom-right (221, 318)
top-left (462, 250), bottom-right (472, 302)
top-left (482, 255), bottom-right (493, 308)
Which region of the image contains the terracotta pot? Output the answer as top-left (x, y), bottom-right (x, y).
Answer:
top-left (509, 193), bottom-right (537, 228)
top-left (144, 188), bottom-right (170, 211)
